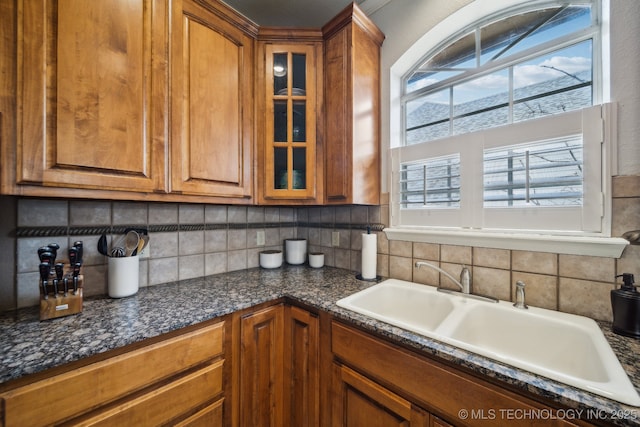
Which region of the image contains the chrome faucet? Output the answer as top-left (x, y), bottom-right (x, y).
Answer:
top-left (415, 261), bottom-right (498, 303)
top-left (513, 281), bottom-right (528, 309)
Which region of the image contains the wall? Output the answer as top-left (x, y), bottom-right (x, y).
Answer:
top-left (10, 199), bottom-right (384, 310)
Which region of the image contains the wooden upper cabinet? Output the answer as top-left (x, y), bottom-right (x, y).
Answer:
top-left (323, 4), bottom-right (384, 205)
top-left (256, 33), bottom-right (324, 205)
top-left (170, 0), bottom-right (254, 200)
top-left (15, 0), bottom-right (168, 193)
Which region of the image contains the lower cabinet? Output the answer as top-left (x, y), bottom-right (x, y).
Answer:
top-left (236, 303), bottom-right (320, 427)
top-left (332, 363), bottom-right (432, 427)
top-left (331, 321), bottom-right (582, 427)
top-left (238, 304), bottom-right (285, 427)
top-left (0, 321), bottom-right (226, 427)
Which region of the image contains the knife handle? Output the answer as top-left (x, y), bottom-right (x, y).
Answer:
top-left (47, 243), bottom-right (60, 264)
top-left (72, 262), bottom-right (81, 294)
top-left (39, 251), bottom-right (54, 265)
top-left (54, 263), bottom-right (64, 280)
top-left (68, 247), bottom-right (78, 267)
top-left (39, 262), bottom-right (51, 299)
top-left (73, 241), bottom-right (83, 265)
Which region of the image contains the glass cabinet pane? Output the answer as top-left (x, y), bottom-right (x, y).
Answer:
top-left (274, 147), bottom-right (288, 189)
top-left (273, 53), bottom-right (288, 95)
top-left (292, 101), bottom-right (306, 142)
top-left (293, 147), bottom-right (306, 189)
top-left (292, 53), bottom-right (306, 94)
top-left (273, 101), bottom-right (287, 142)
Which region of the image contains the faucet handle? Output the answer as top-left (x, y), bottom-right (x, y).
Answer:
top-left (459, 265), bottom-right (471, 294)
top-left (513, 280), bottom-right (528, 309)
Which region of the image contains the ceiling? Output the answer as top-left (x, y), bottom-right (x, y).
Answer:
top-left (220, 0), bottom-right (390, 28)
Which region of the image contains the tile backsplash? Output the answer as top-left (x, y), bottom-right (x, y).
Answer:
top-left (6, 175), bottom-right (640, 322)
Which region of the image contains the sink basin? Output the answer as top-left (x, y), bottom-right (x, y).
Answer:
top-left (336, 279), bottom-right (456, 332)
top-left (336, 279), bottom-right (640, 407)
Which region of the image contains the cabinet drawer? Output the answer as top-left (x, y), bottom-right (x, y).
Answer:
top-left (174, 398), bottom-right (224, 427)
top-left (71, 360), bottom-right (224, 426)
top-left (332, 321), bottom-right (578, 427)
top-left (1, 322), bottom-right (224, 427)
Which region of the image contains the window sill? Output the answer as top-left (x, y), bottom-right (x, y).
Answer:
top-left (383, 227), bottom-right (628, 258)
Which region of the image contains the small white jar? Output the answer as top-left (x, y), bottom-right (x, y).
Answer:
top-left (308, 252), bottom-right (324, 268)
top-left (259, 250), bottom-right (283, 269)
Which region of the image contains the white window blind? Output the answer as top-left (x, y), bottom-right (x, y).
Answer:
top-left (391, 104), bottom-right (612, 235)
top-left (400, 154), bottom-right (461, 209)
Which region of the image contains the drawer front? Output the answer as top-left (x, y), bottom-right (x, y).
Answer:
top-left (1, 321), bottom-right (224, 427)
top-left (73, 359), bottom-right (224, 426)
top-left (174, 398), bottom-right (224, 427)
top-left (332, 321), bottom-right (578, 427)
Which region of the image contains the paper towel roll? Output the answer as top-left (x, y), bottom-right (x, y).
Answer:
top-left (361, 233), bottom-right (377, 279)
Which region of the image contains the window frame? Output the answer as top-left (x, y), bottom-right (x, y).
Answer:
top-left (385, 0), bottom-right (627, 257)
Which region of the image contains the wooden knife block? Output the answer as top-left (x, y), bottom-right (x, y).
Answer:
top-left (39, 275), bottom-right (83, 321)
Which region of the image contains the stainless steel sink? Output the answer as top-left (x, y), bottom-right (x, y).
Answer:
top-left (336, 279), bottom-right (640, 406)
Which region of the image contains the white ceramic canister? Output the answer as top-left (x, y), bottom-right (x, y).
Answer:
top-left (108, 255), bottom-right (139, 298)
top-left (308, 252), bottom-right (324, 268)
top-left (285, 238), bottom-right (307, 265)
top-left (260, 250), bottom-right (283, 269)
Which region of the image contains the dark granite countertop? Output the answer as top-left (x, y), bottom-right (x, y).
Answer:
top-left (1, 266), bottom-right (639, 425)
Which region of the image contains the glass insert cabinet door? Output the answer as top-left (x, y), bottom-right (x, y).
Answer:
top-left (265, 44), bottom-right (316, 199)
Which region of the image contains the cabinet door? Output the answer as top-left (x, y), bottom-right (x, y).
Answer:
top-left (170, 0), bottom-right (253, 199)
top-left (239, 304), bottom-right (284, 427)
top-left (332, 363), bottom-right (429, 427)
top-left (261, 42), bottom-right (320, 202)
top-left (17, 0), bottom-right (167, 193)
top-left (323, 5), bottom-right (384, 205)
top-left (284, 306), bottom-right (320, 427)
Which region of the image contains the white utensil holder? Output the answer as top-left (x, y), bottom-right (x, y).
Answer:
top-left (108, 255), bottom-right (139, 298)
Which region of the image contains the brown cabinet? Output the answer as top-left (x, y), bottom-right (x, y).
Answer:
top-left (170, 0), bottom-right (254, 200)
top-left (1, 0), bottom-right (255, 203)
top-left (284, 305), bottom-right (320, 427)
top-left (235, 303), bottom-right (320, 427)
top-left (257, 35), bottom-right (324, 204)
top-left (0, 321), bottom-right (227, 427)
top-left (331, 320), bottom-right (583, 427)
top-left (332, 363), bottom-right (430, 427)
top-left (238, 304), bottom-right (285, 427)
top-left (8, 0), bottom-right (168, 195)
top-left (322, 4), bottom-right (385, 205)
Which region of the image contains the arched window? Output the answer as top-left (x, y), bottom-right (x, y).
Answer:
top-left (402, 2), bottom-right (598, 144)
top-left (388, 0), bottom-right (623, 256)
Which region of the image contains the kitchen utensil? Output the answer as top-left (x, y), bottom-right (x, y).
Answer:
top-left (98, 233), bottom-right (108, 256)
top-left (140, 234), bottom-right (150, 252)
top-left (110, 234), bottom-right (127, 258)
top-left (132, 235), bottom-right (146, 256)
top-left (37, 246), bottom-right (50, 262)
top-left (39, 262), bottom-right (51, 299)
top-left (110, 247), bottom-right (126, 257)
top-left (68, 246), bottom-right (78, 266)
top-left (54, 263), bottom-right (66, 296)
top-left (39, 251), bottom-right (54, 266)
top-left (47, 243), bottom-right (60, 264)
top-left (124, 230), bottom-right (140, 257)
top-left (73, 241), bottom-right (83, 264)
top-left (72, 262), bottom-right (81, 295)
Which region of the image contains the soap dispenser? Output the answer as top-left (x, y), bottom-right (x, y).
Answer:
top-left (611, 273), bottom-right (640, 338)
